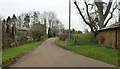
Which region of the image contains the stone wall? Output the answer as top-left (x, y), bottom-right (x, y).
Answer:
top-left (117, 28), bottom-right (120, 48)
top-left (98, 28), bottom-right (120, 49)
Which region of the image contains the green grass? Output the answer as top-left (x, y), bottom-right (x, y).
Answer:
top-left (74, 32), bottom-right (97, 45)
top-left (55, 33), bottom-right (118, 66)
top-left (2, 38), bottom-right (47, 67)
top-left (0, 51), bottom-right (1, 63)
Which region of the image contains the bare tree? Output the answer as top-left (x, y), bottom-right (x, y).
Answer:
top-left (24, 14), bottom-right (30, 27)
top-left (47, 11), bottom-right (57, 28)
top-left (30, 24), bottom-right (45, 40)
top-left (41, 12), bottom-right (48, 34)
top-left (42, 11), bottom-right (63, 36)
top-left (74, 0), bottom-right (117, 35)
top-left (18, 11), bottom-right (64, 38)
top-left (32, 11), bottom-right (40, 25)
top-left (19, 13), bottom-right (27, 27)
top-left (52, 19), bottom-right (64, 36)
top-left (42, 11), bottom-right (57, 28)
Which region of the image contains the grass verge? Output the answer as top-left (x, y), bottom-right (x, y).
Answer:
top-left (2, 38), bottom-right (47, 67)
top-left (55, 33), bottom-right (118, 66)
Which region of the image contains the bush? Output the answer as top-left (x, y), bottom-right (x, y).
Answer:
top-left (59, 33), bottom-right (68, 41)
top-left (74, 33), bottom-right (97, 45)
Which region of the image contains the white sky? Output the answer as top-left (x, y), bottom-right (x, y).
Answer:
top-left (0, 0), bottom-right (119, 32)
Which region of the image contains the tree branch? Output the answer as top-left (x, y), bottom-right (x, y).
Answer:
top-left (104, 13), bottom-right (112, 27)
top-left (84, 2), bottom-right (92, 23)
top-left (95, 1), bottom-right (104, 15)
top-left (104, 1), bottom-right (117, 27)
top-left (104, 0), bottom-right (113, 18)
top-left (74, 1), bottom-right (95, 33)
top-left (74, 1), bottom-right (90, 26)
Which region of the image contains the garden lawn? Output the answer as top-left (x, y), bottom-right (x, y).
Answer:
top-left (2, 38), bottom-right (47, 67)
top-left (55, 33), bottom-right (118, 66)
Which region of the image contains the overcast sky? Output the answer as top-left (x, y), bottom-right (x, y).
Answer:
top-left (0, 0), bottom-right (118, 32)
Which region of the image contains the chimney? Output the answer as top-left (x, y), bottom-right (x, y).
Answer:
top-left (26, 25), bottom-right (30, 28)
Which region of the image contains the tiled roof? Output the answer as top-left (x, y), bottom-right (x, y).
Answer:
top-left (98, 23), bottom-right (120, 31)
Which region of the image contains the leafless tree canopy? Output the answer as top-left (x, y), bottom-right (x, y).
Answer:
top-left (74, 0), bottom-right (117, 34)
top-left (1, 11), bottom-right (65, 48)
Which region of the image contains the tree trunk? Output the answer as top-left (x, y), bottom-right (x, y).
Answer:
top-left (98, 15), bottom-right (105, 29)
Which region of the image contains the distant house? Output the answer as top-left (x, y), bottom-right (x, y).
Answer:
top-left (97, 23), bottom-right (120, 49)
top-left (16, 26), bottom-right (31, 41)
top-left (18, 26), bottom-right (29, 31)
top-left (18, 26), bottom-right (30, 36)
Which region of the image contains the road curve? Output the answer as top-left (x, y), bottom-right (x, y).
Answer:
top-left (9, 38), bottom-right (115, 67)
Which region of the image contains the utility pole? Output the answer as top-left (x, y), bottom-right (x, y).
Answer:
top-left (69, 0), bottom-right (71, 41)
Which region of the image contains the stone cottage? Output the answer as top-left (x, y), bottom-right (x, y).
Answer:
top-left (97, 23), bottom-right (120, 49)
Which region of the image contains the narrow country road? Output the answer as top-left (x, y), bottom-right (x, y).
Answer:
top-left (9, 38), bottom-right (115, 67)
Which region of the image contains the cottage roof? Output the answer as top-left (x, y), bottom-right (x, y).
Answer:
top-left (18, 27), bottom-right (29, 31)
top-left (98, 23), bottom-right (120, 32)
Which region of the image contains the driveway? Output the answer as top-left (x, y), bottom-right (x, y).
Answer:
top-left (9, 38), bottom-right (115, 67)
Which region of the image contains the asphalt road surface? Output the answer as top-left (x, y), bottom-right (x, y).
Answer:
top-left (9, 38), bottom-right (115, 67)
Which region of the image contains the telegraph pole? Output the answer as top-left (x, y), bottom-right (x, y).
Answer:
top-left (69, 0), bottom-right (71, 41)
